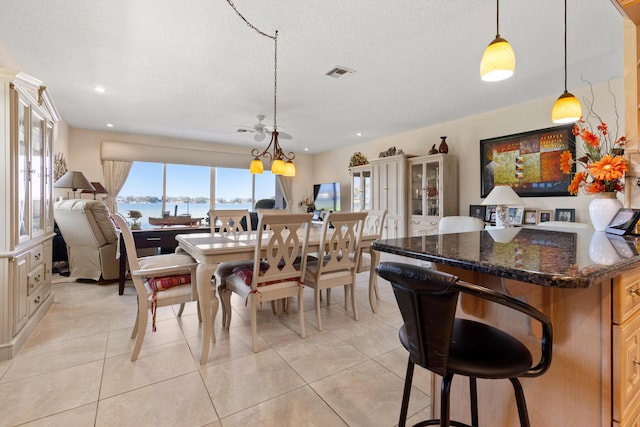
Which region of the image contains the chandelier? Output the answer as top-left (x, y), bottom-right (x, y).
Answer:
top-left (227, 1), bottom-right (295, 176)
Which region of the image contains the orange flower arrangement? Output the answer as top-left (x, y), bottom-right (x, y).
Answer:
top-left (560, 117), bottom-right (628, 195)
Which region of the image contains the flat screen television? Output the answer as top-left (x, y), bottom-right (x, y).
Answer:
top-left (313, 182), bottom-right (341, 212)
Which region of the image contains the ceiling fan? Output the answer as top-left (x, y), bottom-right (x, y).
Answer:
top-left (236, 114), bottom-right (292, 141)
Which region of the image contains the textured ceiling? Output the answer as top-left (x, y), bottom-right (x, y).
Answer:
top-left (0, 0), bottom-right (625, 154)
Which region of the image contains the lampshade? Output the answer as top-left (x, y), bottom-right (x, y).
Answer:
top-left (482, 185), bottom-right (523, 228)
top-left (480, 36), bottom-right (516, 82)
top-left (250, 157), bottom-right (264, 174)
top-left (283, 160), bottom-right (296, 177)
top-left (54, 171), bottom-right (95, 192)
top-left (552, 90), bottom-right (582, 124)
top-left (81, 182), bottom-right (108, 199)
top-left (482, 186), bottom-right (523, 206)
top-left (271, 158), bottom-right (285, 175)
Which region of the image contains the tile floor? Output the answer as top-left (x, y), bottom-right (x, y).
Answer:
top-left (0, 271), bottom-right (433, 427)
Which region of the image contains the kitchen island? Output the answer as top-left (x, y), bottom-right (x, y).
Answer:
top-left (373, 226), bottom-right (640, 426)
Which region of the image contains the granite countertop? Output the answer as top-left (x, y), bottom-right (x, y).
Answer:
top-left (372, 227), bottom-right (640, 288)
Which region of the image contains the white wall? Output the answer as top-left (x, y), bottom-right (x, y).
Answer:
top-left (315, 80), bottom-right (627, 224)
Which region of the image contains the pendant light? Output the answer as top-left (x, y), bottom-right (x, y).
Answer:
top-left (551, 0), bottom-right (581, 123)
top-left (480, 0), bottom-right (516, 82)
top-left (226, 1), bottom-right (296, 176)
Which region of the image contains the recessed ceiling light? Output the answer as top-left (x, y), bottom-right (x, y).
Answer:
top-left (106, 123), bottom-right (114, 128)
top-left (304, 147), bottom-right (309, 151)
top-left (356, 132), bottom-right (363, 137)
top-left (94, 86), bottom-right (106, 93)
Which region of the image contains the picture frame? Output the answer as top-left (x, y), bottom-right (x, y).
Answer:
top-left (605, 208), bottom-right (640, 236)
top-left (469, 205), bottom-right (486, 221)
top-left (509, 207), bottom-right (524, 225)
top-left (538, 210), bottom-right (552, 223)
top-left (524, 209), bottom-right (538, 225)
top-left (480, 124), bottom-right (576, 198)
top-left (554, 208), bottom-right (575, 222)
top-left (484, 205), bottom-right (496, 224)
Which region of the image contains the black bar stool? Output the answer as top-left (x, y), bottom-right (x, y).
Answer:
top-left (376, 262), bottom-right (553, 427)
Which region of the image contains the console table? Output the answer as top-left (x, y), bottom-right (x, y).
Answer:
top-left (373, 226), bottom-right (640, 426)
top-left (118, 226), bottom-right (209, 295)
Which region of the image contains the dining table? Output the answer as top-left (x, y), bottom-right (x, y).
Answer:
top-left (176, 226), bottom-right (380, 364)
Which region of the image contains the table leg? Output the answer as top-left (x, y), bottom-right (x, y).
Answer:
top-left (197, 262), bottom-right (218, 365)
top-left (369, 249), bottom-right (381, 313)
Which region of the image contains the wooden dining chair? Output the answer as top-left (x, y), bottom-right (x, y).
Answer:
top-left (351, 209), bottom-right (387, 312)
top-left (304, 211), bottom-right (367, 331)
top-left (220, 213), bottom-right (313, 352)
top-left (208, 209), bottom-right (253, 328)
top-left (112, 213), bottom-right (219, 361)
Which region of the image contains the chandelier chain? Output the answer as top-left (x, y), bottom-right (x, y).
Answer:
top-left (225, 0), bottom-right (276, 41)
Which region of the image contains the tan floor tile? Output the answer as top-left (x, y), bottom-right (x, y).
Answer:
top-left (274, 332), bottom-right (368, 383)
top-left (105, 315), bottom-right (188, 359)
top-left (374, 347), bottom-right (433, 396)
top-left (0, 360), bottom-right (102, 427)
top-left (3, 333), bottom-right (108, 382)
top-left (200, 349), bottom-right (305, 418)
top-left (331, 318), bottom-right (401, 358)
top-left (310, 360), bottom-right (429, 427)
top-left (0, 359), bottom-right (11, 380)
top-left (100, 340), bottom-right (197, 398)
top-left (221, 385), bottom-right (348, 427)
top-left (18, 402), bottom-right (98, 427)
top-left (96, 372), bottom-right (217, 427)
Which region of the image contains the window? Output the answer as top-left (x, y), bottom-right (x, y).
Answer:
top-left (118, 162), bottom-right (278, 228)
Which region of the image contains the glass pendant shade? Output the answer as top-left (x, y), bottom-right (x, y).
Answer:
top-left (552, 90), bottom-right (582, 124)
top-left (249, 157), bottom-right (264, 174)
top-left (283, 160), bottom-right (296, 177)
top-left (480, 37), bottom-right (515, 82)
top-left (271, 158), bottom-right (285, 175)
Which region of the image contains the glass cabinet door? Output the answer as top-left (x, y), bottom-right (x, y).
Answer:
top-left (44, 121), bottom-right (54, 229)
top-left (17, 98), bottom-right (29, 240)
top-left (352, 173), bottom-right (362, 212)
top-left (362, 170), bottom-right (371, 210)
top-left (31, 109), bottom-right (44, 235)
top-left (425, 161), bottom-right (440, 216)
top-left (410, 163), bottom-right (422, 215)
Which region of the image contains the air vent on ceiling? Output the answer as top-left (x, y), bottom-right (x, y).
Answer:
top-left (325, 66), bottom-right (355, 79)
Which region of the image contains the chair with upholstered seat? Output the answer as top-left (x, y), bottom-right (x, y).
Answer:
top-left (113, 213), bottom-right (219, 361)
top-left (351, 209), bottom-right (386, 312)
top-left (438, 215), bottom-right (485, 234)
top-left (305, 211), bottom-right (367, 331)
top-left (376, 262), bottom-right (553, 427)
top-left (220, 213), bottom-right (312, 352)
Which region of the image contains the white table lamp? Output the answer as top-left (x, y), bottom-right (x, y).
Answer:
top-left (482, 185), bottom-right (524, 228)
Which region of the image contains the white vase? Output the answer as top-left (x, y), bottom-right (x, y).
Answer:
top-left (588, 192), bottom-right (622, 231)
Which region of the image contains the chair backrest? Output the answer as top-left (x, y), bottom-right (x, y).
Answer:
top-left (54, 199), bottom-right (118, 247)
top-left (376, 262), bottom-right (460, 376)
top-left (209, 209), bottom-right (251, 233)
top-left (318, 211), bottom-right (367, 274)
top-left (112, 213), bottom-right (142, 273)
top-left (438, 216), bottom-right (485, 234)
top-left (362, 209), bottom-right (387, 238)
top-left (252, 213), bottom-right (313, 289)
top-left (376, 261), bottom-right (553, 378)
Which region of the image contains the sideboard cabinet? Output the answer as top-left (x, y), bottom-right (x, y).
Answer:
top-left (0, 70), bottom-right (59, 359)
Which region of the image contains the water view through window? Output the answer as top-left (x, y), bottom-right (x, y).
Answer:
top-left (118, 162), bottom-right (275, 229)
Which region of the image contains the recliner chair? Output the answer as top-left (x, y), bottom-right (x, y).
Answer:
top-left (53, 199), bottom-right (120, 281)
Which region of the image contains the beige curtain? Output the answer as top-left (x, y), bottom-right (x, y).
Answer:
top-left (276, 175), bottom-right (293, 211)
top-left (102, 160), bottom-right (133, 213)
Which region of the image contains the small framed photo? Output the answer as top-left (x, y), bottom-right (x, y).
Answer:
top-left (538, 210), bottom-right (553, 223)
top-left (524, 209), bottom-right (538, 225)
top-left (469, 205), bottom-right (486, 221)
top-left (605, 208), bottom-right (640, 236)
top-left (509, 207), bottom-right (524, 225)
top-left (555, 208), bottom-right (575, 222)
top-left (485, 205), bottom-right (496, 223)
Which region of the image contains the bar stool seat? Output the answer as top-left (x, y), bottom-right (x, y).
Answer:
top-left (377, 262), bottom-right (553, 427)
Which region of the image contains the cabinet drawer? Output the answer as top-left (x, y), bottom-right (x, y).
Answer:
top-left (409, 218), bottom-right (439, 237)
top-left (28, 286), bottom-right (44, 316)
top-left (27, 264), bottom-right (44, 296)
top-left (613, 269), bottom-right (640, 324)
top-left (617, 389), bottom-right (640, 427)
top-left (29, 244), bottom-right (44, 266)
top-left (613, 313), bottom-right (640, 422)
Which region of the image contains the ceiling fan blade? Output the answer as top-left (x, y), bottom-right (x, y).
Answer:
top-left (277, 131), bottom-right (292, 139)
